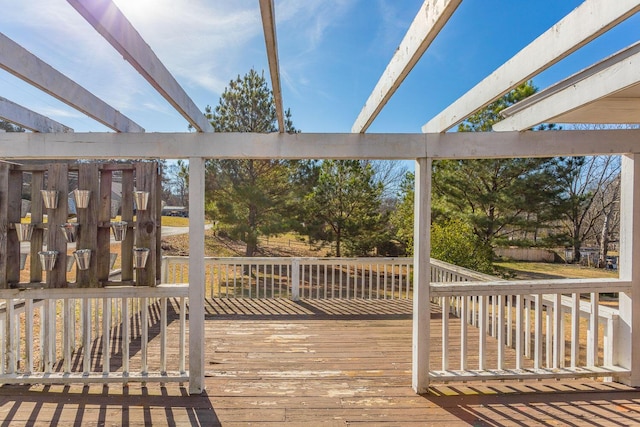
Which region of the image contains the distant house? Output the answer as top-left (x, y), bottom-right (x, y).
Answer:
top-left (161, 206), bottom-right (188, 217)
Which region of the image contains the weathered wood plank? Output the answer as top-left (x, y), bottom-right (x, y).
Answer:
top-left (46, 163), bottom-right (69, 287)
top-left (97, 169), bottom-right (112, 282)
top-left (5, 168), bottom-right (22, 286)
top-left (29, 171), bottom-right (44, 283)
top-left (134, 162), bottom-right (157, 286)
top-left (76, 163), bottom-right (99, 287)
top-left (120, 169), bottom-right (134, 281)
top-left (155, 165), bottom-right (162, 281)
top-left (0, 163), bottom-right (9, 288)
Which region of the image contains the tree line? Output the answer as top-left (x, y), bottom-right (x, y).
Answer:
top-left (2, 69), bottom-right (622, 269)
top-left (159, 70), bottom-right (625, 267)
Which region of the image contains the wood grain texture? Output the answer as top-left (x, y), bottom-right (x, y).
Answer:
top-left (77, 163), bottom-right (99, 287)
top-left (47, 163), bottom-right (68, 287)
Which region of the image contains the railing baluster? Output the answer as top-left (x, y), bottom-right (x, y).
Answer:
top-left (0, 309), bottom-right (4, 375)
top-left (491, 295), bottom-right (497, 337)
top-left (460, 296), bottom-right (467, 370)
top-left (300, 263), bottom-right (305, 299)
top-left (478, 295), bottom-right (486, 370)
top-left (534, 294), bottom-right (542, 370)
top-left (263, 264), bottom-right (267, 298)
top-left (553, 293), bottom-right (562, 369)
top-left (515, 294), bottom-right (523, 370)
top-left (232, 263), bottom-right (237, 297)
top-left (507, 295), bottom-right (513, 347)
top-left (122, 297), bottom-right (129, 379)
top-left (345, 264), bottom-right (350, 299)
top-left (83, 298), bottom-right (91, 374)
top-left (390, 264), bottom-right (395, 300)
top-left (497, 294), bottom-right (505, 370)
top-left (471, 295), bottom-right (477, 327)
top-left (141, 297), bottom-right (148, 374)
top-left (43, 299), bottom-right (54, 373)
top-left (6, 298), bottom-right (15, 374)
top-left (375, 264), bottom-right (380, 300)
top-left (64, 298), bottom-right (72, 373)
top-left (180, 297), bottom-right (186, 374)
top-left (102, 298), bottom-right (110, 375)
top-left (161, 297), bottom-right (167, 375)
top-left (291, 259), bottom-right (300, 301)
top-left (271, 262), bottom-right (276, 298)
top-left (383, 264), bottom-right (388, 300)
top-left (588, 292), bottom-right (599, 366)
top-left (544, 302), bottom-right (551, 368)
top-left (525, 296), bottom-right (531, 359)
top-left (367, 264), bottom-right (373, 299)
top-left (442, 296), bottom-right (449, 371)
top-left (323, 264), bottom-right (328, 299)
top-left (25, 298), bottom-right (34, 374)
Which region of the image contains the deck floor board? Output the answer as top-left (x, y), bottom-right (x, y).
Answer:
top-left (0, 298), bottom-right (638, 425)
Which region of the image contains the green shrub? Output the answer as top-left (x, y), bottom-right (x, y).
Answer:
top-left (431, 219), bottom-right (494, 274)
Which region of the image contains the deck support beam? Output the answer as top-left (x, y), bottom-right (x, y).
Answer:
top-left (617, 154), bottom-right (640, 386)
top-left (67, 0), bottom-right (213, 133)
top-left (422, 0), bottom-right (640, 133)
top-left (259, 0), bottom-right (284, 133)
top-left (352, 0), bottom-right (461, 133)
top-left (0, 96), bottom-right (73, 133)
top-left (0, 32), bottom-right (143, 133)
top-left (188, 157), bottom-right (206, 394)
top-left (412, 157), bottom-right (431, 393)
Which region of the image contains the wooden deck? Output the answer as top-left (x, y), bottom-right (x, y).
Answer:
top-left (0, 298), bottom-right (639, 426)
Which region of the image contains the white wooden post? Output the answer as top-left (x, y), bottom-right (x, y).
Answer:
top-left (617, 154), bottom-right (640, 385)
top-left (291, 258), bottom-right (300, 301)
top-left (189, 157), bottom-right (206, 394)
top-left (412, 157), bottom-right (431, 393)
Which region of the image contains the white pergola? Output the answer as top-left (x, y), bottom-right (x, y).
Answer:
top-left (1, 0), bottom-right (640, 394)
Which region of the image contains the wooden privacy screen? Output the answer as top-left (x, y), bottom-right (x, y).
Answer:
top-left (0, 161), bottom-right (162, 289)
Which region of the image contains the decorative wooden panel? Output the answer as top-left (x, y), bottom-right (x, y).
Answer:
top-left (0, 161), bottom-right (161, 288)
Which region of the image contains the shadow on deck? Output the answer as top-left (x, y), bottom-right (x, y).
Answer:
top-left (0, 298), bottom-right (638, 425)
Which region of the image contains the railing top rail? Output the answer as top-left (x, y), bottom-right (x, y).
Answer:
top-left (429, 258), bottom-right (500, 282)
top-left (163, 255), bottom-right (414, 266)
top-left (0, 284), bottom-right (189, 300)
top-left (430, 278), bottom-right (631, 297)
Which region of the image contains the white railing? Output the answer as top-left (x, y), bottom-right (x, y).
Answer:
top-left (162, 255), bottom-right (627, 383)
top-left (0, 285), bottom-right (188, 385)
top-left (429, 263), bottom-right (629, 382)
top-left (162, 256), bottom-right (413, 300)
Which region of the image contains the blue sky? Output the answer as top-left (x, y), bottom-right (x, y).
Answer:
top-left (0, 0), bottom-right (638, 135)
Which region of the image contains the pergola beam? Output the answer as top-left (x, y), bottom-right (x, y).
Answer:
top-left (422, 0), bottom-right (640, 133)
top-left (67, 0), bottom-right (213, 133)
top-left (2, 129), bottom-right (640, 160)
top-left (0, 32), bottom-right (143, 133)
top-left (259, 0), bottom-right (285, 133)
top-left (0, 96), bottom-right (73, 133)
top-left (352, 0), bottom-right (462, 133)
top-left (493, 48), bottom-right (640, 131)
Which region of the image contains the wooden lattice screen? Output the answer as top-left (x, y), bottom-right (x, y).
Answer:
top-left (0, 161), bottom-right (162, 288)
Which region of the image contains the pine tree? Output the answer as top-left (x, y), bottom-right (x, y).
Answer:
top-left (205, 69), bottom-right (305, 256)
top-left (304, 160), bottom-right (385, 257)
